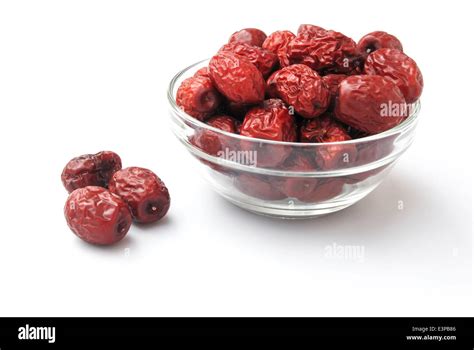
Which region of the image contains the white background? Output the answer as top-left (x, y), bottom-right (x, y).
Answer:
top-left (0, 0), bottom-right (472, 316)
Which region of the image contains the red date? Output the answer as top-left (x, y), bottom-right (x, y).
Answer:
top-left (300, 114), bottom-right (351, 143)
top-left (109, 167), bottom-right (170, 224)
top-left (235, 173), bottom-right (286, 200)
top-left (176, 75), bottom-right (221, 120)
top-left (61, 151), bottom-right (122, 193)
top-left (364, 48), bottom-right (423, 103)
top-left (192, 115), bottom-right (238, 156)
top-left (209, 52), bottom-right (265, 104)
top-left (262, 30), bottom-right (296, 68)
top-left (229, 28), bottom-right (267, 47)
top-left (241, 99), bottom-right (296, 142)
top-left (279, 153), bottom-right (318, 200)
top-left (322, 73), bottom-right (347, 109)
top-left (297, 24), bottom-right (327, 37)
top-left (335, 75), bottom-right (407, 134)
top-left (219, 42), bottom-right (277, 78)
top-left (286, 30), bottom-right (361, 74)
top-left (194, 67), bottom-right (210, 78)
top-left (267, 64), bottom-right (330, 118)
top-left (64, 186), bottom-right (132, 245)
top-left (240, 99), bottom-right (296, 167)
top-left (357, 31), bottom-right (403, 57)
top-left (300, 114), bottom-right (356, 169)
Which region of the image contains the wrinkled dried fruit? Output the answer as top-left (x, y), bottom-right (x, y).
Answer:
top-left (300, 114), bottom-right (356, 169)
top-left (357, 139), bottom-right (394, 165)
top-left (335, 75), bottom-right (407, 134)
top-left (109, 167), bottom-right (170, 224)
top-left (64, 186), bottom-right (132, 245)
top-left (322, 74), bottom-right (347, 96)
top-left (229, 28), bottom-right (267, 47)
top-left (192, 115), bottom-right (238, 156)
top-left (300, 114), bottom-right (351, 143)
top-left (286, 30), bottom-right (361, 74)
top-left (279, 153), bottom-right (318, 200)
top-left (61, 151), bottom-right (122, 193)
top-left (235, 174), bottom-right (285, 200)
top-left (364, 48), bottom-right (423, 103)
top-left (322, 73), bottom-right (347, 108)
top-left (194, 67), bottom-right (210, 78)
top-left (191, 115), bottom-right (240, 175)
top-left (241, 99), bottom-right (297, 142)
top-left (219, 42), bottom-right (277, 78)
top-left (263, 98), bottom-right (287, 109)
top-left (314, 143), bottom-right (355, 170)
top-left (207, 114), bottom-right (238, 133)
top-left (297, 24), bottom-right (327, 37)
top-left (209, 52), bottom-right (265, 104)
top-left (240, 99), bottom-right (296, 167)
top-left (262, 30), bottom-right (296, 67)
top-left (344, 136), bottom-right (395, 183)
top-left (176, 75), bottom-right (221, 121)
top-left (357, 31), bottom-right (403, 58)
top-left (267, 64), bottom-right (330, 118)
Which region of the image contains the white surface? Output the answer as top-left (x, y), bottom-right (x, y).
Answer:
top-left (0, 0), bottom-right (472, 317)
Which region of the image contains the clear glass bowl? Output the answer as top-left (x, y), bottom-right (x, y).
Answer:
top-left (168, 59), bottom-right (421, 218)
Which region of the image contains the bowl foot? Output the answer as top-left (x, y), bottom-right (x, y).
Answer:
top-left (217, 191), bottom-right (370, 219)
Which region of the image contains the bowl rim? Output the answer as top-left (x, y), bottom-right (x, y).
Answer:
top-left (167, 58), bottom-right (421, 148)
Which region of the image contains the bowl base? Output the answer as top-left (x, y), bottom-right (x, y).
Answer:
top-left (217, 190), bottom-right (371, 219)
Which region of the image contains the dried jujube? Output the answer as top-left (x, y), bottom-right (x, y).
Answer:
top-left (240, 99), bottom-right (296, 142)
top-left (364, 48), bottom-right (423, 103)
top-left (262, 30), bottom-right (296, 67)
top-left (297, 24), bottom-right (327, 37)
top-left (267, 64), bottom-right (330, 118)
top-left (176, 75), bottom-right (221, 121)
top-left (229, 28), bottom-right (267, 47)
top-left (219, 42), bottom-right (277, 78)
top-left (285, 30), bottom-right (361, 74)
top-left (61, 151), bottom-right (122, 193)
top-left (240, 98), bottom-right (296, 167)
top-left (209, 52), bottom-right (265, 104)
top-left (64, 186), bottom-right (132, 245)
top-left (235, 174), bottom-right (286, 200)
top-left (335, 75), bottom-right (407, 134)
top-left (194, 67), bottom-right (210, 78)
top-left (279, 153), bottom-right (318, 200)
top-left (192, 114), bottom-right (239, 156)
top-left (357, 31), bottom-right (403, 57)
top-left (322, 73), bottom-right (348, 108)
top-left (109, 167), bottom-right (170, 224)
top-left (300, 114), bottom-right (356, 169)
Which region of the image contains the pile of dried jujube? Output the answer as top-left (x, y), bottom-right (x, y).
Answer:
top-left (61, 151), bottom-right (170, 245)
top-left (176, 25), bottom-right (423, 148)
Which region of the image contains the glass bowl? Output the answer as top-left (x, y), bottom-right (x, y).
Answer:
top-left (168, 59), bottom-right (421, 219)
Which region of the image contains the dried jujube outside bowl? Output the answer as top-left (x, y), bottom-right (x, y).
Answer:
top-left (168, 58), bottom-right (420, 218)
